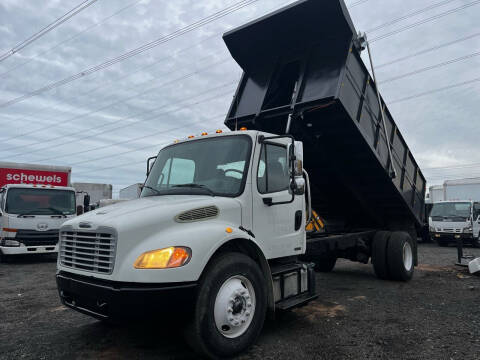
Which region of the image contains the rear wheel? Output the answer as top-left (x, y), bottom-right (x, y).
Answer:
top-left (372, 231), bottom-right (390, 280)
top-left (186, 253), bottom-right (267, 359)
top-left (387, 232), bottom-right (415, 281)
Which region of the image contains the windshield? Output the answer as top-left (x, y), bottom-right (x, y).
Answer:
top-left (5, 188), bottom-right (76, 215)
top-left (430, 202), bottom-right (472, 220)
top-left (142, 135), bottom-right (252, 197)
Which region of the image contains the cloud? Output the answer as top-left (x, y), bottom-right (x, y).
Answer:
top-left (0, 0), bottom-right (479, 196)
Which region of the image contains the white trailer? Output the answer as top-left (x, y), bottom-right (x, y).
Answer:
top-left (444, 178), bottom-right (480, 201)
top-left (72, 182), bottom-right (112, 205)
top-left (428, 185), bottom-right (445, 203)
top-left (0, 162), bottom-right (76, 261)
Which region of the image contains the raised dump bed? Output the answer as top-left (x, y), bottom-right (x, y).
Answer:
top-left (223, 0), bottom-right (426, 232)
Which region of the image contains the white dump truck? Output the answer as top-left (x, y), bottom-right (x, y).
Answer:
top-left (56, 1), bottom-right (426, 357)
top-left (0, 162), bottom-right (77, 261)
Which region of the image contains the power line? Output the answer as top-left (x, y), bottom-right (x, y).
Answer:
top-left (68, 114), bottom-right (227, 167)
top-left (8, 81), bottom-right (236, 160)
top-left (2, 57), bottom-right (232, 152)
top-left (423, 162), bottom-right (480, 171)
top-left (380, 51), bottom-right (480, 84)
top-left (0, 0), bottom-right (259, 109)
top-left (0, 0), bottom-right (144, 78)
top-left (0, 0), bottom-right (99, 63)
top-left (376, 31), bottom-right (480, 69)
top-left (349, 0), bottom-right (370, 8)
top-left (366, 0), bottom-right (457, 33)
top-left (0, 0), bottom-right (290, 131)
top-left (389, 76), bottom-right (480, 105)
top-left (370, 0), bottom-right (480, 43)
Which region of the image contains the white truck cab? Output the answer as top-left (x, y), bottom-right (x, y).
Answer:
top-left (0, 184), bottom-right (77, 260)
top-left (57, 130), bottom-right (312, 357)
top-left (429, 200), bottom-right (480, 247)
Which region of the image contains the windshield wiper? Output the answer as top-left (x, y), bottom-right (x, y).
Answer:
top-left (142, 185), bottom-right (163, 196)
top-left (172, 183), bottom-right (215, 196)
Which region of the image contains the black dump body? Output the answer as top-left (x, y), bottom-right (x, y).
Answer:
top-left (223, 0), bottom-right (426, 231)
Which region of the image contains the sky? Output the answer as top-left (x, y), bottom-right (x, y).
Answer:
top-left (0, 0), bottom-right (479, 198)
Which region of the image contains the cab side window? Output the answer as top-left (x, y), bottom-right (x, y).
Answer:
top-left (257, 144), bottom-right (289, 194)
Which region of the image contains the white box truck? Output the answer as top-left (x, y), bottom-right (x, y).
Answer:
top-left (0, 162), bottom-right (77, 261)
top-left (429, 178), bottom-right (480, 247)
top-left (56, 1), bottom-right (426, 357)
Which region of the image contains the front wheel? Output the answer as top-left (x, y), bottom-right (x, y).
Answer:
top-left (186, 252), bottom-right (267, 359)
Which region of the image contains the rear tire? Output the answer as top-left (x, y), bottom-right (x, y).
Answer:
top-left (372, 231), bottom-right (390, 280)
top-left (186, 252), bottom-right (267, 359)
top-left (387, 232), bottom-right (415, 281)
top-left (313, 256), bottom-right (337, 272)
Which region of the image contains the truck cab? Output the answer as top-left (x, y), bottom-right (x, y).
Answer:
top-left (0, 184), bottom-right (77, 260)
top-left (429, 200), bottom-right (480, 247)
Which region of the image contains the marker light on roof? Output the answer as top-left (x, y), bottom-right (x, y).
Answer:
top-left (201, 132), bottom-right (208, 136)
top-left (188, 135), bottom-right (195, 139)
top-left (240, 127), bottom-right (247, 131)
top-left (216, 130), bottom-right (223, 133)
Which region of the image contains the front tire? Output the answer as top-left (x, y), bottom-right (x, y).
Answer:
top-left (187, 253), bottom-right (267, 359)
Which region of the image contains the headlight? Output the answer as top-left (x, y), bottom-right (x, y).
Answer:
top-left (134, 247), bottom-right (191, 269)
top-left (463, 226), bottom-right (473, 233)
top-left (1, 239), bottom-right (20, 247)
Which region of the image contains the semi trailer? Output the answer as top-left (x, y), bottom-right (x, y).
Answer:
top-left (0, 162), bottom-right (77, 261)
top-left (56, 1), bottom-right (426, 358)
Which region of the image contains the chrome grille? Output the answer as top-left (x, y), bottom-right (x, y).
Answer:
top-left (59, 230), bottom-right (116, 274)
top-left (175, 206), bottom-right (219, 223)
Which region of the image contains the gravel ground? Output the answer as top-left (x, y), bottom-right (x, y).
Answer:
top-left (0, 243), bottom-right (479, 360)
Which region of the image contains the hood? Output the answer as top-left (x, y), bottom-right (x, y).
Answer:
top-left (63, 195), bottom-right (242, 232)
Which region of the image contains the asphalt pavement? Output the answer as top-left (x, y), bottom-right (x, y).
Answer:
top-left (0, 243), bottom-right (479, 359)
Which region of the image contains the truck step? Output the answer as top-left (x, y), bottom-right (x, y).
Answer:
top-left (270, 261), bottom-right (317, 310)
top-left (276, 293), bottom-right (319, 311)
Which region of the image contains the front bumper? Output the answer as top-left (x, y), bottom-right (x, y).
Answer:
top-left (1, 244), bottom-right (58, 255)
top-left (431, 232), bottom-right (474, 242)
top-left (56, 271), bottom-right (197, 320)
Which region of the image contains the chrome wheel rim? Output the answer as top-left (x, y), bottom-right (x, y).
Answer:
top-left (403, 242), bottom-right (413, 271)
top-left (214, 275), bottom-right (256, 339)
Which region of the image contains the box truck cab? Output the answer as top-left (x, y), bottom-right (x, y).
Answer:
top-left (0, 184), bottom-right (77, 260)
top-left (429, 200), bottom-right (480, 247)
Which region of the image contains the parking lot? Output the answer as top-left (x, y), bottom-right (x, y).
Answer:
top-left (0, 243), bottom-right (478, 360)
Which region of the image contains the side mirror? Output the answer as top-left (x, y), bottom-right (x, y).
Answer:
top-left (147, 156), bottom-right (157, 177)
top-left (76, 205), bottom-right (84, 216)
top-left (83, 194), bottom-right (90, 208)
top-left (293, 177), bottom-right (305, 195)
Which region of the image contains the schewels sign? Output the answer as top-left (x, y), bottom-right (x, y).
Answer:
top-left (0, 167), bottom-right (69, 188)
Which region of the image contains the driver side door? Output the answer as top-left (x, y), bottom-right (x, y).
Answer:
top-left (251, 136), bottom-right (305, 259)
